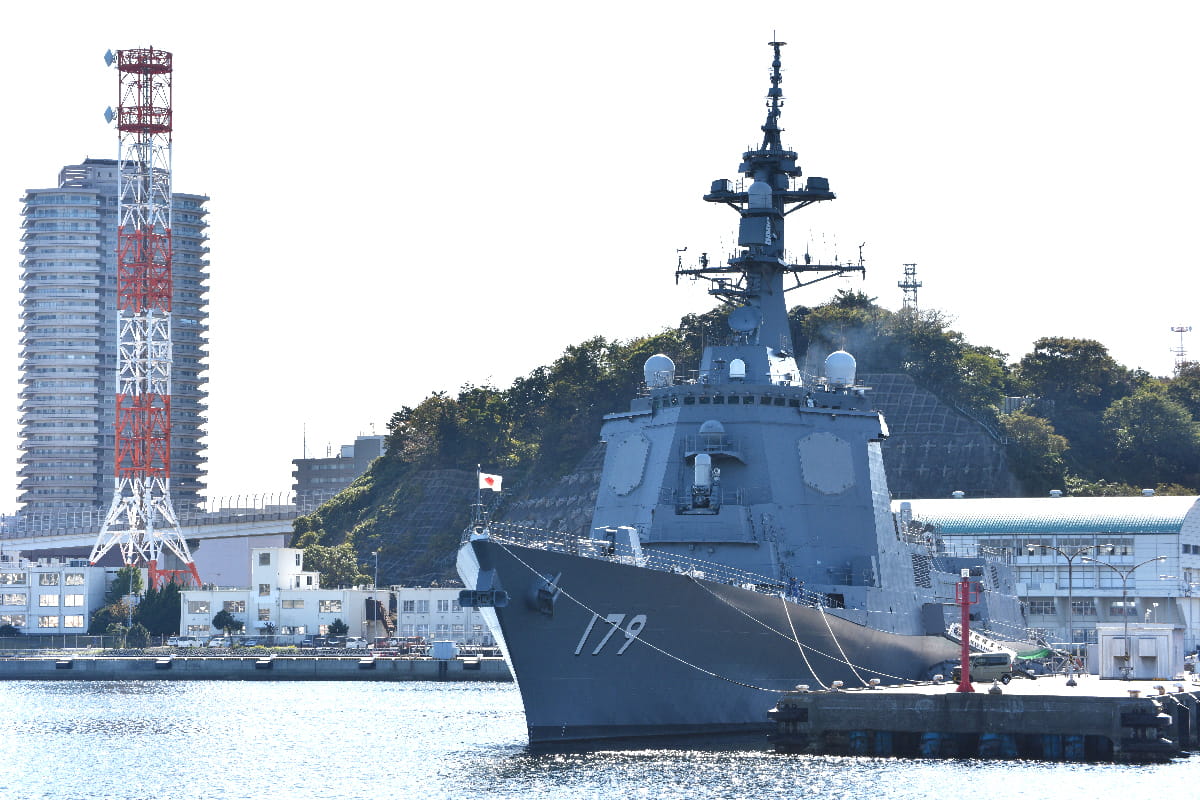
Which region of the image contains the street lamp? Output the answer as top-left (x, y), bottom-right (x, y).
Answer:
top-left (1082, 554), bottom-right (1167, 680)
top-left (1025, 541), bottom-right (1111, 664)
top-left (373, 551), bottom-right (379, 590)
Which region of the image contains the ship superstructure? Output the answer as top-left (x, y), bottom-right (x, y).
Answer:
top-left (458, 41), bottom-right (1027, 743)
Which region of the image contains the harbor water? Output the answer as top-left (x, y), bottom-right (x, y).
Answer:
top-left (0, 680), bottom-right (1195, 800)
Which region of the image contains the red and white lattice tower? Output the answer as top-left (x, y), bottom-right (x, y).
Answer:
top-left (88, 47), bottom-right (201, 588)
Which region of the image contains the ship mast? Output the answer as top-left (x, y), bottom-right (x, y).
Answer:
top-left (677, 41), bottom-right (863, 383)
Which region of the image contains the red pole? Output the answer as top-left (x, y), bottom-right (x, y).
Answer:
top-left (956, 572), bottom-right (975, 693)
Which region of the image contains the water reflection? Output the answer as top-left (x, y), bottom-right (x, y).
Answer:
top-left (0, 680), bottom-right (1194, 800)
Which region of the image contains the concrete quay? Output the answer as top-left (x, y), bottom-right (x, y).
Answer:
top-left (769, 675), bottom-right (1200, 763)
top-left (0, 654), bottom-right (512, 682)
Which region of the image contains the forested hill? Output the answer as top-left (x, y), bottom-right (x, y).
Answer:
top-left (290, 290), bottom-right (1200, 586)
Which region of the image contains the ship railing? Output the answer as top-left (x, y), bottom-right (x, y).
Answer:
top-left (477, 521), bottom-right (837, 609)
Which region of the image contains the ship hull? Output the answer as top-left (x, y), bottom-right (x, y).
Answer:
top-left (459, 536), bottom-right (961, 743)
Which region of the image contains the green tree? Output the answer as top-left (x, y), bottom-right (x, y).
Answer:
top-left (106, 622), bottom-right (129, 648)
top-left (327, 618), bottom-right (349, 637)
top-left (303, 542), bottom-right (370, 588)
top-left (126, 622), bottom-right (151, 648)
top-left (999, 411), bottom-right (1069, 495)
top-left (1101, 386), bottom-right (1200, 489)
top-left (1166, 362), bottom-right (1200, 420)
top-left (135, 582), bottom-right (182, 636)
top-left (104, 565), bottom-right (144, 605)
top-left (211, 609), bottom-right (245, 636)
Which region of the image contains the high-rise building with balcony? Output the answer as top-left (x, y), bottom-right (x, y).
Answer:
top-left (17, 158), bottom-right (209, 516)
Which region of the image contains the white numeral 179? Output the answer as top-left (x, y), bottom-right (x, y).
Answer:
top-left (574, 613), bottom-right (647, 656)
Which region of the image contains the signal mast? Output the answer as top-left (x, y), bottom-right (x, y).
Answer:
top-left (88, 47), bottom-right (201, 588)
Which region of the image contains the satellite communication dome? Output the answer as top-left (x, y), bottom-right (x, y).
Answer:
top-left (698, 419), bottom-right (725, 435)
top-left (643, 354), bottom-right (676, 388)
top-left (824, 350), bottom-right (856, 387)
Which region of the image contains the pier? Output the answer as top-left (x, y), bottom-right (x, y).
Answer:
top-left (769, 676), bottom-right (1200, 762)
top-left (0, 654), bottom-right (511, 682)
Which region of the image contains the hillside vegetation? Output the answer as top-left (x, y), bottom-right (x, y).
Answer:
top-left (292, 291), bottom-right (1200, 585)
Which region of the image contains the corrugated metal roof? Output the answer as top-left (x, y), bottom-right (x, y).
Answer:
top-left (892, 496), bottom-right (1200, 536)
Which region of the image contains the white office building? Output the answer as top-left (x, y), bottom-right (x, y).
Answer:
top-left (897, 494), bottom-right (1200, 653)
top-left (0, 551), bottom-right (109, 634)
top-left (179, 548), bottom-right (491, 645)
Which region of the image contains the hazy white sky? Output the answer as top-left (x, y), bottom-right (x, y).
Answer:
top-left (2, 2), bottom-right (1197, 510)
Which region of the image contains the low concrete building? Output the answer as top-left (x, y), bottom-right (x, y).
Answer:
top-left (180, 547), bottom-right (492, 646)
top-left (0, 551), bottom-right (109, 635)
top-left (897, 494), bottom-right (1200, 654)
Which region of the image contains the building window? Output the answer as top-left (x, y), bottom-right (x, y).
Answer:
top-left (64, 573), bottom-right (85, 586)
top-left (2, 593), bottom-right (27, 606)
top-left (39, 615), bottom-right (59, 628)
top-left (319, 600), bottom-right (341, 613)
top-left (258, 608), bottom-right (271, 621)
top-left (63, 594), bottom-right (85, 607)
top-left (452, 624), bottom-right (464, 639)
top-left (282, 599), bottom-right (305, 609)
top-left (415, 624), bottom-right (429, 638)
top-left (1110, 601), bottom-right (1137, 617)
top-left (223, 600), bottom-right (246, 613)
top-left (0, 574), bottom-right (26, 585)
top-left (1070, 599), bottom-right (1097, 617)
top-left (187, 625), bottom-right (210, 634)
top-left (402, 600), bottom-right (415, 613)
top-left (259, 584), bottom-right (271, 597)
top-left (416, 600), bottom-right (429, 614)
top-left (306, 576), bottom-right (314, 586)
top-left (259, 553), bottom-right (271, 566)
top-left (187, 600), bottom-right (210, 614)
top-left (451, 599), bottom-right (461, 613)
top-left (63, 615), bottom-right (85, 629)
top-left (401, 624), bottom-right (414, 636)
top-left (435, 624), bottom-right (450, 638)
top-left (39, 594), bottom-right (59, 607)
top-left (38, 574), bottom-right (59, 586)
top-left (0, 614), bottom-right (26, 627)
top-left (1027, 599), bottom-right (1055, 616)
top-left (295, 553), bottom-right (302, 566)
top-left (437, 599), bottom-right (451, 613)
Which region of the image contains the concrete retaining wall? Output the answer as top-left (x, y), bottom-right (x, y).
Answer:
top-left (0, 655), bottom-right (511, 682)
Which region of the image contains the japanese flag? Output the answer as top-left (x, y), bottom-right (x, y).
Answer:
top-left (479, 473), bottom-right (503, 492)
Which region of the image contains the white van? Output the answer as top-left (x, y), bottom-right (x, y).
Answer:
top-left (951, 652), bottom-right (1016, 684)
top-left (174, 636), bottom-right (202, 648)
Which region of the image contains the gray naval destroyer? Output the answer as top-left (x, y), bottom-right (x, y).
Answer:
top-left (458, 41), bottom-right (1028, 743)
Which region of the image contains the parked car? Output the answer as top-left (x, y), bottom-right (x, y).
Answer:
top-left (300, 636), bottom-right (315, 647)
top-left (173, 636), bottom-right (202, 648)
top-left (951, 652), bottom-right (1016, 684)
top-left (344, 637), bottom-right (368, 650)
top-left (241, 639), bottom-right (259, 647)
top-left (166, 636), bottom-right (180, 647)
top-left (207, 637), bottom-right (231, 648)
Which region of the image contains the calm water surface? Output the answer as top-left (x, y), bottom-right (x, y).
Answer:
top-left (0, 680), bottom-right (1194, 799)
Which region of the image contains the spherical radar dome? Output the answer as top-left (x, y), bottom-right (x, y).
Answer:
top-left (824, 350), bottom-right (856, 387)
top-left (644, 353), bottom-right (676, 388)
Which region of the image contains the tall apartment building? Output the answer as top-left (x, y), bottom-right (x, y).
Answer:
top-left (18, 158), bottom-right (209, 516)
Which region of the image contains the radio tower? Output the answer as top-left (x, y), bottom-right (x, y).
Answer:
top-left (1171, 325), bottom-right (1192, 374)
top-left (898, 263), bottom-right (921, 310)
top-left (88, 47), bottom-right (201, 588)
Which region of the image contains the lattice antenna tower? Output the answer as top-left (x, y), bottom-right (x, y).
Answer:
top-left (1171, 325), bottom-right (1192, 373)
top-left (89, 47), bottom-right (200, 588)
top-left (898, 263), bottom-right (922, 311)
